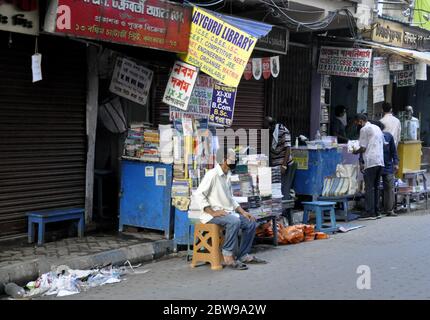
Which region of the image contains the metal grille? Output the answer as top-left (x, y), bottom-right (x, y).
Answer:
top-left (266, 45), bottom-right (312, 139)
top-left (0, 33), bottom-right (87, 240)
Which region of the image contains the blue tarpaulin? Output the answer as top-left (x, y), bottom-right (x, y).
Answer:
top-left (213, 12), bottom-right (273, 39)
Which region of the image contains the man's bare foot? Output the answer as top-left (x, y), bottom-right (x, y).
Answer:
top-left (223, 256), bottom-right (235, 265)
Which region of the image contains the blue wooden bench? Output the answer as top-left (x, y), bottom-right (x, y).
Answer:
top-left (302, 201), bottom-right (339, 234)
top-left (317, 194), bottom-right (364, 221)
top-left (27, 208), bottom-right (85, 245)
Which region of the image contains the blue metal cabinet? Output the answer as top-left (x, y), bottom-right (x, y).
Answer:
top-left (119, 160), bottom-right (173, 239)
top-left (173, 208), bottom-right (194, 247)
top-left (293, 148), bottom-right (342, 199)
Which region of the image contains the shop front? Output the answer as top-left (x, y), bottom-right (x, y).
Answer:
top-left (0, 2), bottom-right (88, 241)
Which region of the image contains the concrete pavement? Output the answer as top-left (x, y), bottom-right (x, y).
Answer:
top-left (0, 232), bottom-right (174, 294)
top-left (37, 210), bottom-right (430, 300)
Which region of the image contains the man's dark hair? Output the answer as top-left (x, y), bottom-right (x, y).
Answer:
top-left (382, 102), bottom-right (392, 113)
top-left (354, 113), bottom-right (368, 122)
top-left (335, 105), bottom-right (346, 117)
top-left (369, 120), bottom-right (385, 131)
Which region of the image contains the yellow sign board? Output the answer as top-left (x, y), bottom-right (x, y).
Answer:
top-left (292, 149), bottom-right (309, 170)
top-left (179, 7), bottom-right (257, 87)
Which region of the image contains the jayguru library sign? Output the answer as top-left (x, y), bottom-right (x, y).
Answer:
top-left (179, 6), bottom-right (258, 87)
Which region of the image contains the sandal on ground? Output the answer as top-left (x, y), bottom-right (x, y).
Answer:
top-left (223, 261), bottom-right (248, 270)
top-left (240, 255), bottom-right (267, 264)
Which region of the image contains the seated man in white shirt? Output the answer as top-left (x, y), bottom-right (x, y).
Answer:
top-left (194, 148), bottom-right (266, 270)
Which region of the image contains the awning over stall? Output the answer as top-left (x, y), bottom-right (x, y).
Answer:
top-left (359, 40), bottom-right (430, 65)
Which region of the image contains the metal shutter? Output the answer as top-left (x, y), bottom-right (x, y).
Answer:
top-left (267, 45), bottom-right (312, 138)
top-left (0, 33), bottom-right (87, 240)
top-left (232, 78), bottom-right (265, 153)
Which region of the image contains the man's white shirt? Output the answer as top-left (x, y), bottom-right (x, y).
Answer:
top-left (193, 164), bottom-right (239, 224)
top-left (359, 122), bottom-right (385, 170)
top-left (380, 113), bottom-right (401, 146)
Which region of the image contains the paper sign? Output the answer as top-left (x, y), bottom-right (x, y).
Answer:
top-left (209, 83), bottom-right (237, 127)
top-left (169, 75), bottom-right (213, 120)
top-left (162, 60), bottom-right (198, 111)
top-left (155, 168), bottom-right (167, 186)
top-left (270, 56), bottom-right (280, 78)
top-left (31, 53), bottom-right (42, 83)
top-left (252, 58), bottom-right (262, 80)
top-left (396, 64), bottom-right (416, 87)
top-left (318, 46), bottom-right (372, 78)
top-left (372, 57), bottom-right (390, 86)
top-left (389, 56), bottom-right (404, 71)
top-left (145, 166), bottom-right (154, 177)
top-left (179, 6), bottom-right (257, 87)
top-left (415, 63), bottom-right (427, 81)
top-left (109, 57), bottom-right (153, 105)
top-left (262, 57), bottom-right (271, 79)
top-left (292, 149), bottom-right (309, 170)
top-left (373, 86), bottom-right (384, 104)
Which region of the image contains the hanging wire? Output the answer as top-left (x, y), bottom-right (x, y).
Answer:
top-left (185, 0), bottom-right (225, 7)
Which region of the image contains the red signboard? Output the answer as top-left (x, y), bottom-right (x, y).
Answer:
top-left (53, 0), bottom-right (191, 53)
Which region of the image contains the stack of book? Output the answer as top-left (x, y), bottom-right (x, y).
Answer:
top-left (142, 129), bottom-right (160, 162)
top-left (260, 195), bottom-right (272, 216)
top-left (258, 167), bottom-right (272, 197)
top-left (271, 166), bottom-right (283, 216)
top-left (123, 127), bottom-right (144, 158)
top-left (230, 175), bottom-right (242, 196)
top-left (159, 124), bottom-right (173, 164)
top-left (248, 195), bottom-right (261, 209)
top-left (171, 179), bottom-right (190, 198)
top-left (173, 163), bottom-right (185, 179)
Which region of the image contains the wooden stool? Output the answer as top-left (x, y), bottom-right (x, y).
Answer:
top-left (191, 223), bottom-right (224, 270)
top-left (302, 201), bottom-right (338, 234)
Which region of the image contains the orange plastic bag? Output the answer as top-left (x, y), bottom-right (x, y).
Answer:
top-left (303, 224), bottom-right (315, 235)
top-left (284, 226), bottom-right (305, 244)
top-left (315, 232), bottom-right (329, 240)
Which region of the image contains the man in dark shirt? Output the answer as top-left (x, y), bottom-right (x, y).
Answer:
top-left (264, 116), bottom-right (296, 200)
top-left (331, 105), bottom-right (349, 143)
top-left (371, 120), bottom-right (399, 216)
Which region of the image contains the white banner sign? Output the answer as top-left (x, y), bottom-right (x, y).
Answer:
top-left (0, 2), bottom-right (39, 35)
top-left (372, 57), bottom-right (390, 87)
top-left (163, 61), bottom-right (198, 111)
top-left (109, 57), bottom-right (153, 106)
top-left (396, 64), bottom-right (416, 87)
top-left (169, 75), bottom-right (214, 120)
top-left (373, 86), bottom-right (384, 104)
top-left (318, 47), bottom-right (372, 78)
top-left (415, 63), bottom-right (427, 81)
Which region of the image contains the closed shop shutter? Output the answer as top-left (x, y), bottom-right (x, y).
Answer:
top-left (267, 45), bottom-right (312, 138)
top-left (232, 78), bottom-right (265, 152)
top-left (0, 33), bottom-right (87, 240)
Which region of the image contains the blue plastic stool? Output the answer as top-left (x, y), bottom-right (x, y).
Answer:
top-left (302, 201), bottom-right (338, 234)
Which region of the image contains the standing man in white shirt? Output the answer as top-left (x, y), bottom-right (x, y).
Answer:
top-left (353, 114), bottom-right (385, 219)
top-left (405, 105), bottom-right (420, 140)
top-left (380, 102), bottom-right (401, 147)
top-left (194, 148), bottom-right (266, 270)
